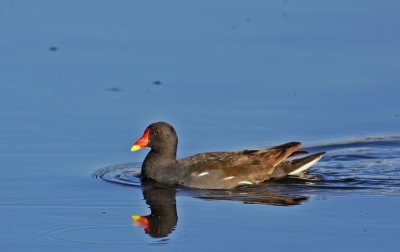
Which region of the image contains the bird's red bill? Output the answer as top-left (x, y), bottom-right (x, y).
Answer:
top-left (131, 128), bottom-right (150, 151)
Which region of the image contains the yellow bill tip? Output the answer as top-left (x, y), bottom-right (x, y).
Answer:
top-left (130, 145), bottom-right (141, 152)
top-left (132, 215), bottom-right (141, 221)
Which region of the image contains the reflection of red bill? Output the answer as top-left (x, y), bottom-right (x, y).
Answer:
top-left (132, 215), bottom-right (149, 234)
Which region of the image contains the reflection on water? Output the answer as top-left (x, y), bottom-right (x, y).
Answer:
top-left (95, 136), bottom-right (400, 239)
top-left (132, 183), bottom-right (178, 238)
top-left (130, 180), bottom-right (308, 239)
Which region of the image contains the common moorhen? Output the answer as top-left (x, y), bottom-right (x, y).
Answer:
top-left (131, 122), bottom-right (325, 189)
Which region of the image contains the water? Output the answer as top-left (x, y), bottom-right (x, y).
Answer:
top-left (1, 0), bottom-right (400, 251)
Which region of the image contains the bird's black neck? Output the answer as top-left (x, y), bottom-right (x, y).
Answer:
top-left (142, 149), bottom-right (177, 179)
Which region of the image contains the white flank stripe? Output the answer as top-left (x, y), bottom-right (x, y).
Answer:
top-left (223, 176), bottom-right (235, 181)
top-left (238, 181), bottom-right (253, 185)
top-left (198, 172), bottom-right (209, 177)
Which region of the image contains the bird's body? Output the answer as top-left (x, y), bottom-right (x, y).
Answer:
top-left (131, 122), bottom-right (325, 189)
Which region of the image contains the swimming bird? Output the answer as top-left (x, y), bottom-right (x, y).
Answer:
top-left (131, 122), bottom-right (325, 189)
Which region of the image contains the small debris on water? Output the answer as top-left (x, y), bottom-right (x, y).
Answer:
top-left (106, 87), bottom-right (121, 92)
top-left (153, 81), bottom-right (162, 85)
top-left (48, 46), bottom-right (58, 52)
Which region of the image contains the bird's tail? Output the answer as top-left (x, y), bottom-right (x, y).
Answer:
top-left (270, 152), bottom-right (325, 178)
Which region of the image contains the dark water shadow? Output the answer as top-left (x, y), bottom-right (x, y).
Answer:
top-left (129, 180), bottom-right (308, 239)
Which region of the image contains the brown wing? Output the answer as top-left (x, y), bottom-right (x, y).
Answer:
top-left (177, 142), bottom-right (302, 189)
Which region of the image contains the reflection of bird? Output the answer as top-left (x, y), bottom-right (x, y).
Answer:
top-left (132, 181), bottom-right (308, 238)
top-left (132, 185), bottom-right (177, 238)
top-left (131, 122), bottom-right (325, 189)
top-left (193, 186), bottom-right (309, 206)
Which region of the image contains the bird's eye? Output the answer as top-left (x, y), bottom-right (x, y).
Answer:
top-left (154, 129), bottom-right (161, 135)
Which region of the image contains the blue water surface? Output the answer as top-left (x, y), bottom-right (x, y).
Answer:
top-left (0, 1), bottom-right (399, 251)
